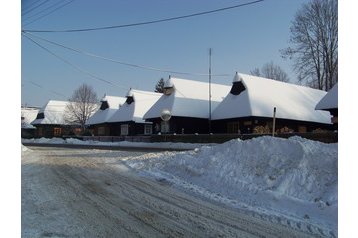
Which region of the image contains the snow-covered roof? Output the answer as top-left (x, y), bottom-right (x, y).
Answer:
top-left (86, 95), bottom-right (126, 125)
top-left (21, 107), bottom-right (39, 129)
top-left (31, 100), bottom-right (69, 125)
top-left (212, 73), bottom-right (331, 124)
top-left (315, 83), bottom-right (338, 111)
top-left (144, 77), bottom-right (231, 119)
top-left (100, 95), bottom-right (126, 109)
top-left (108, 89), bottom-right (161, 123)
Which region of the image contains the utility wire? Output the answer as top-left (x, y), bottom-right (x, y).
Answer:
top-left (22, 0), bottom-right (51, 16)
top-left (23, 31), bottom-right (230, 77)
top-left (23, 0), bottom-right (264, 32)
top-left (22, 33), bottom-right (129, 90)
top-left (23, 0), bottom-right (66, 21)
top-left (24, 80), bottom-right (67, 98)
top-left (23, 0), bottom-right (76, 27)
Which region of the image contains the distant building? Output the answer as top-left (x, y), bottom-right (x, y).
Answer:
top-left (144, 77), bottom-right (231, 134)
top-left (107, 89), bottom-right (161, 136)
top-left (211, 72), bottom-right (333, 134)
top-left (21, 106), bottom-right (40, 138)
top-left (315, 83), bottom-right (338, 130)
top-left (31, 100), bottom-right (73, 137)
top-left (86, 95), bottom-right (126, 136)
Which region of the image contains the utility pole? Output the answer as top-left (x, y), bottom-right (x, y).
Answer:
top-left (209, 48), bottom-right (212, 134)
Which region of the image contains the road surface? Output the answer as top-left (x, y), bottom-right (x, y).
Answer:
top-left (22, 147), bottom-right (321, 238)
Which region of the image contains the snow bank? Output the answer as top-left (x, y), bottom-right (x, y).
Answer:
top-left (21, 136), bottom-right (338, 235)
top-left (21, 137), bottom-right (207, 150)
top-left (21, 144), bottom-right (31, 152)
top-left (126, 136), bottom-right (338, 235)
top-left (129, 136), bottom-right (337, 203)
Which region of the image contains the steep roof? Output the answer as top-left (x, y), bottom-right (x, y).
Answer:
top-left (144, 77), bottom-right (231, 119)
top-left (211, 73), bottom-right (331, 124)
top-left (315, 83), bottom-right (338, 111)
top-left (101, 95), bottom-right (127, 109)
top-left (21, 107), bottom-right (39, 129)
top-left (86, 95), bottom-right (126, 125)
top-left (108, 89), bottom-right (161, 123)
top-left (31, 100), bottom-right (68, 125)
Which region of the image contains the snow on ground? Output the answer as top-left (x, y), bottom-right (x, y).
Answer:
top-left (22, 136), bottom-right (338, 236)
top-left (124, 136), bottom-right (338, 236)
top-left (22, 137), bottom-right (207, 150)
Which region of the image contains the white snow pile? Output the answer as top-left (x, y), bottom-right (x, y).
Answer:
top-left (126, 136), bottom-right (338, 236)
top-left (21, 144), bottom-right (31, 153)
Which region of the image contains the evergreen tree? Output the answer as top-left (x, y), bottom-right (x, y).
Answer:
top-left (155, 78), bottom-right (165, 93)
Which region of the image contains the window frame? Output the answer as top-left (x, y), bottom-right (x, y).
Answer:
top-left (120, 124), bottom-right (129, 136)
top-left (144, 124), bottom-right (152, 135)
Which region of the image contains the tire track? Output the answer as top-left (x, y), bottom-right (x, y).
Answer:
top-left (24, 147), bottom-right (325, 238)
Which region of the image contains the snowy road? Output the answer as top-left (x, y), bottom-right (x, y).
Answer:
top-left (22, 147), bottom-right (320, 238)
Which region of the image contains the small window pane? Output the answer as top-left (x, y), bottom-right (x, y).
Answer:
top-left (121, 124), bottom-right (129, 136)
top-left (144, 125), bottom-right (152, 135)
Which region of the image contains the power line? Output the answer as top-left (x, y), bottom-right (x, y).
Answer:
top-left (23, 31), bottom-right (231, 77)
top-left (24, 80), bottom-right (67, 98)
top-left (22, 33), bottom-right (129, 90)
top-left (22, 0), bottom-right (51, 16)
top-left (23, 0), bottom-right (66, 21)
top-left (22, 0), bottom-right (44, 12)
top-left (23, 0), bottom-right (264, 32)
top-left (23, 0), bottom-right (76, 27)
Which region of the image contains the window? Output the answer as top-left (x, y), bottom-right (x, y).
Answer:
top-left (54, 127), bottom-right (62, 137)
top-left (243, 121), bottom-right (252, 126)
top-left (144, 124), bottom-right (152, 135)
top-left (74, 128), bottom-right (82, 135)
top-left (121, 124), bottom-right (129, 135)
top-left (298, 126), bottom-right (307, 133)
top-left (227, 121), bottom-right (240, 134)
top-left (98, 127), bottom-right (106, 135)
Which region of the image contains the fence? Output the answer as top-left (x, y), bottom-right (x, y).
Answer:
top-left (77, 132), bottom-right (337, 144)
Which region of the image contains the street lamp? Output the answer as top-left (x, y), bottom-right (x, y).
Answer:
top-left (160, 109), bottom-right (171, 133)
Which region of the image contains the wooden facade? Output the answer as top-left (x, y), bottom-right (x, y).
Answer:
top-left (89, 123), bottom-right (112, 136)
top-left (33, 124), bottom-right (82, 138)
top-left (212, 116), bottom-right (334, 134)
top-left (109, 121), bottom-right (153, 136)
top-left (147, 116), bottom-right (210, 134)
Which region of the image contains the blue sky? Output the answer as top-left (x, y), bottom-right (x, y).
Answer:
top-left (22, 0), bottom-right (311, 107)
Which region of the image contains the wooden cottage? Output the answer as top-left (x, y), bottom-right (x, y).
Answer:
top-left (107, 89), bottom-right (161, 136)
top-left (315, 83), bottom-right (338, 130)
top-left (211, 72), bottom-right (333, 134)
top-left (31, 100), bottom-right (74, 137)
top-left (143, 77), bottom-right (231, 134)
top-left (86, 95), bottom-right (126, 136)
top-left (21, 106), bottom-right (40, 138)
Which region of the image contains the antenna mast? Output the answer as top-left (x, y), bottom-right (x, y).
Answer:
top-left (209, 48), bottom-right (212, 134)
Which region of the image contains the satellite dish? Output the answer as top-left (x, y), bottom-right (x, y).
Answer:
top-left (160, 109), bottom-right (172, 121)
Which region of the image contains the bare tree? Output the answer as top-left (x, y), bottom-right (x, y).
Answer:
top-left (64, 84), bottom-right (98, 130)
top-left (281, 0), bottom-right (338, 91)
top-left (250, 61), bottom-right (290, 82)
top-left (250, 67), bottom-right (261, 77)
